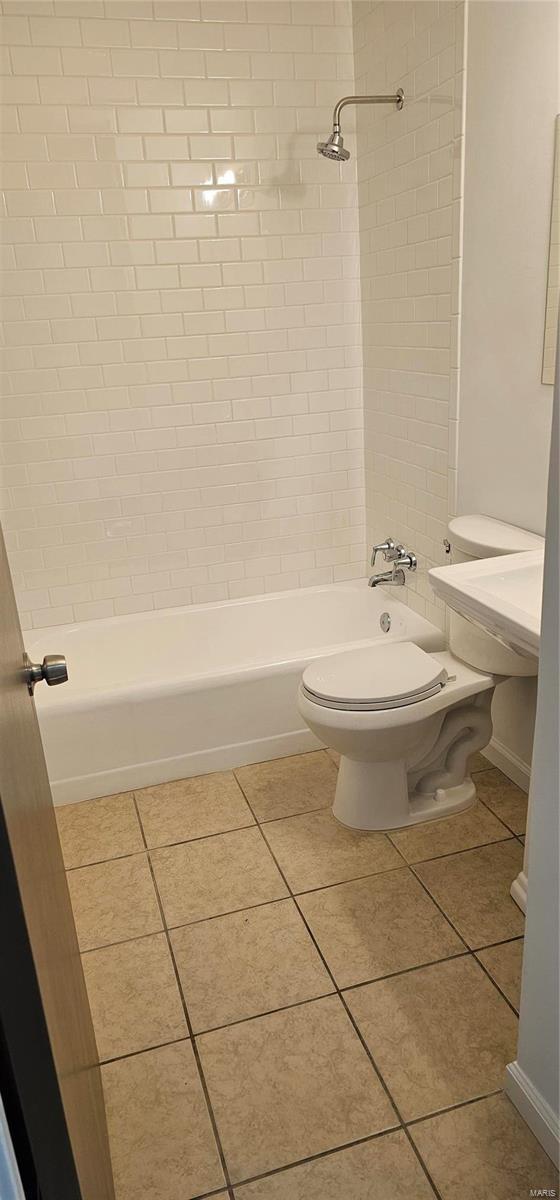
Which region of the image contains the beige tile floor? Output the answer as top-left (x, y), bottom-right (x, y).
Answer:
top-left (57, 751), bottom-right (558, 1200)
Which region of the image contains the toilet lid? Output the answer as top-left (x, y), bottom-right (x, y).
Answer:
top-left (302, 642), bottom-right (448, 711)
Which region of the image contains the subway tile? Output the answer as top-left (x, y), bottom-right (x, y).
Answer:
top-left (130, 19), bottom-right (178, 49)
top-left (205, 50), bottom-right (250, 78)
top-left (158, 48), bottom-right (205, 77)
top-left (1, 0), bottom-right (459, 626)
top-left (12, 45), bottom-right (62, 73)
top-left (111, 48), bottom-right (159, 76)
top-left (178, 20), bottom-right (223, 50)
top-left (137, 77), bottom-right (184, 105)
top-left (88, 76), bottom-right (137, 104)
top-left (61, 47), bottom-right (111, 74)
top-left (82, 18), bottom-right (130, 47)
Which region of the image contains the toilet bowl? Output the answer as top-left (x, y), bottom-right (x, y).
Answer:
top-left (299, 645), bottom-right (496, 829)
top-left (298, 515), bottom-right (543, 831)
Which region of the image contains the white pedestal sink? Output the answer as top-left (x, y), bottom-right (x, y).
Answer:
top-left (429, 548), bottom-right (544, 913)
top-left (429, 549), bottom-right (544, 659)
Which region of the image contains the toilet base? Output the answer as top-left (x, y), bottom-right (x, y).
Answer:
top-left (332, 755), bottom-right (476, 831)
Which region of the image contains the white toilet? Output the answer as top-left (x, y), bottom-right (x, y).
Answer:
top-left (298, 515), bottom-right (542, 831)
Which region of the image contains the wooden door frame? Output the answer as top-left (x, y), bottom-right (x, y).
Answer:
top-left (0, 523), bottom-right (114, 1200)
top-left (0, 798), bottom-right (83, 1200)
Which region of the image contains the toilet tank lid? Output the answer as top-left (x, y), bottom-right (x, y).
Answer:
top-left (448, 514), bottom-right (544, 557)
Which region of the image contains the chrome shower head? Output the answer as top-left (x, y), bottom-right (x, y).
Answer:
top-left (317, 90), bottom-right (404, 163)
top-left (317, 128), bottom-right (350, 161)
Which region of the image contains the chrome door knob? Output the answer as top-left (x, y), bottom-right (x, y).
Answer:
top-left (24, 653), bottom-right (68, 696)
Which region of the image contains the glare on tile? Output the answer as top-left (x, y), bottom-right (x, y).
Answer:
top-left (195, 188), bottom-right (236, 212)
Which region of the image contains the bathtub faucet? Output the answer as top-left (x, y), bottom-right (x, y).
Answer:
top-left (369, 543), bottom-right (417, 587)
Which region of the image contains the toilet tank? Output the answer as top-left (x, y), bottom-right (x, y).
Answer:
top-left (447, 515), bottom-right (544, 676)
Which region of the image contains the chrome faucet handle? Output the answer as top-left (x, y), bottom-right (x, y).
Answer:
top-left (370, 537), bottom-right (396, 567)
top-left (395, 546), bottom-right (417, 571)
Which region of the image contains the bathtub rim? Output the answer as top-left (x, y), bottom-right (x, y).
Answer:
top-left (28, 578), bottom-right (441, 714)
top-left (30, 580), bottom-right (447, 805)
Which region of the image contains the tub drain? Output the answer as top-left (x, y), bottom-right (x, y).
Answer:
top-left (380, 612), bottom-right (391, 633)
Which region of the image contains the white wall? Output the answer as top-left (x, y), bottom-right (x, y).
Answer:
top-left (457, 0), bottom-right (558, 778)
top-left (0, 0), bottom-right (366, 629)
top-left (505, 330), bottom-right (559, 1164)
top-left (458, 0), bottom-right (557, 535)
top-left (352, 0), bottom-right (466, 631)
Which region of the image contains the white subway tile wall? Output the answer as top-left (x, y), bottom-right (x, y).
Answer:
top-left (353, 0), bottom-right (464, 627)
top-left (0, 0), bottom-right (366, 628)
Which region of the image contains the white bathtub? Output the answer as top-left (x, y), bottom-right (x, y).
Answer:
top-left (28, 580), bottom-right (445, 805)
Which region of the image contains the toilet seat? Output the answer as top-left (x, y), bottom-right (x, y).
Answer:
top-left (302, 641), bottom-right (448, 712)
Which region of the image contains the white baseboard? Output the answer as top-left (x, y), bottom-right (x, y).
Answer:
top-left (484, 736), bottom-right (531, 794)
top-left (50, 727), bottom-right (320, 805)
top-left (504, 1061), bottom-right (560, 1167)
top-left (510, 869), bottom-right (528, 914)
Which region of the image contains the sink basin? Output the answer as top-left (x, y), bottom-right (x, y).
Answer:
top-left (429, 549), bottom-right (544, 658)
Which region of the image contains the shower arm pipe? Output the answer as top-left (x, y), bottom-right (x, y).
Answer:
top-left (332, 90), bottom-right (404, 129)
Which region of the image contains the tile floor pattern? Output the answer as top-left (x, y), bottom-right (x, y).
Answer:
top-left (57, 751), bottom-right (558, 1200)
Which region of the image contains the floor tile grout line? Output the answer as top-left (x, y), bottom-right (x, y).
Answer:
top-left (290, 860), bottom-right (411, 892)
top-left (235, 782), bottom-right (453, 1195)
top-left (88, 934), bottom-right (522, 1064)
top-left (64, 798), bottom-right (524, 893)
top-left (467, 954), bottom-right (521, 1018)
top-left (231, 774), bottom-right (442, 1191)
top-left (60, 756), bottom-right (517, 855)
top-left (132, 795), bottom-right (235, 1200)
top-left (98, 991), bottom-right (338, 1063)
top-left (385, 831), bottom-right (516, 868)
top-left (66, 846), bottom-right (150, 873)
top-left (245, 799), bottom-right (334, 826)
top-left (222, 1126), bottom-right (404, 1193)
top-left (77, 904), bottom-right (522, 963)
top-left (264, 854), bottom-right (412, 895)
top-left (78, 893), bottom-right (296, 953)
top-left (80, 926), bottom-right (168, 955)
top-left (79, 921), bottom-right (522, 1041)
top-left (91, 933), bottom-right (523, 1054)
top-left (476, 789), bottom-right (528, 838)
top-left (337, 949), bottom-right (472, 997)
top-left (142, 818), bottom-right (257, 852)
top-left (252, 801), bottom-right (339, 827)
top-left (73, 783), bottom-right (522, 1023)
top-left (404, 1087), bottom-right (504, 1130)
top-left (73, 757), bottom-right (523, 1197)
top-left (248, 772), bottom-right (517, 1198)
top-left (99, 1034), bottom-right (192, 1068)
top-left (194, 944), bottom-right (474, 1037)
top-left (474, 933), bottom-right (524, 952)
top-left (64, 847), bottom-right (145, 872)
top-left (70, 820), bottom-right (523, 1015)
top-left (249, 791), bottom-right (520, 869)
top-left (400, 1131), bottom-right (445, 1199)
top-left (190, 1188), bottom-right (230, 1200)
top-left (172, 1186), bottom-right (229, 1200)
top-left (401, 1088), bottom-right (506, 1200)
top-left (408, 865), bottom-right (479, 954)
top-left (96, 1028), bottom-right (506, 1197)
top-left (386, 831), bottom-right (515, 866)
top-left (64, 816), bottom-right (259, 871)
top-left (73, 839), bottom-right (521, 954)
top-left (471, 764), bottom-right (527, 789)
top-left (408, 864), bottom-right (523, 1016)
